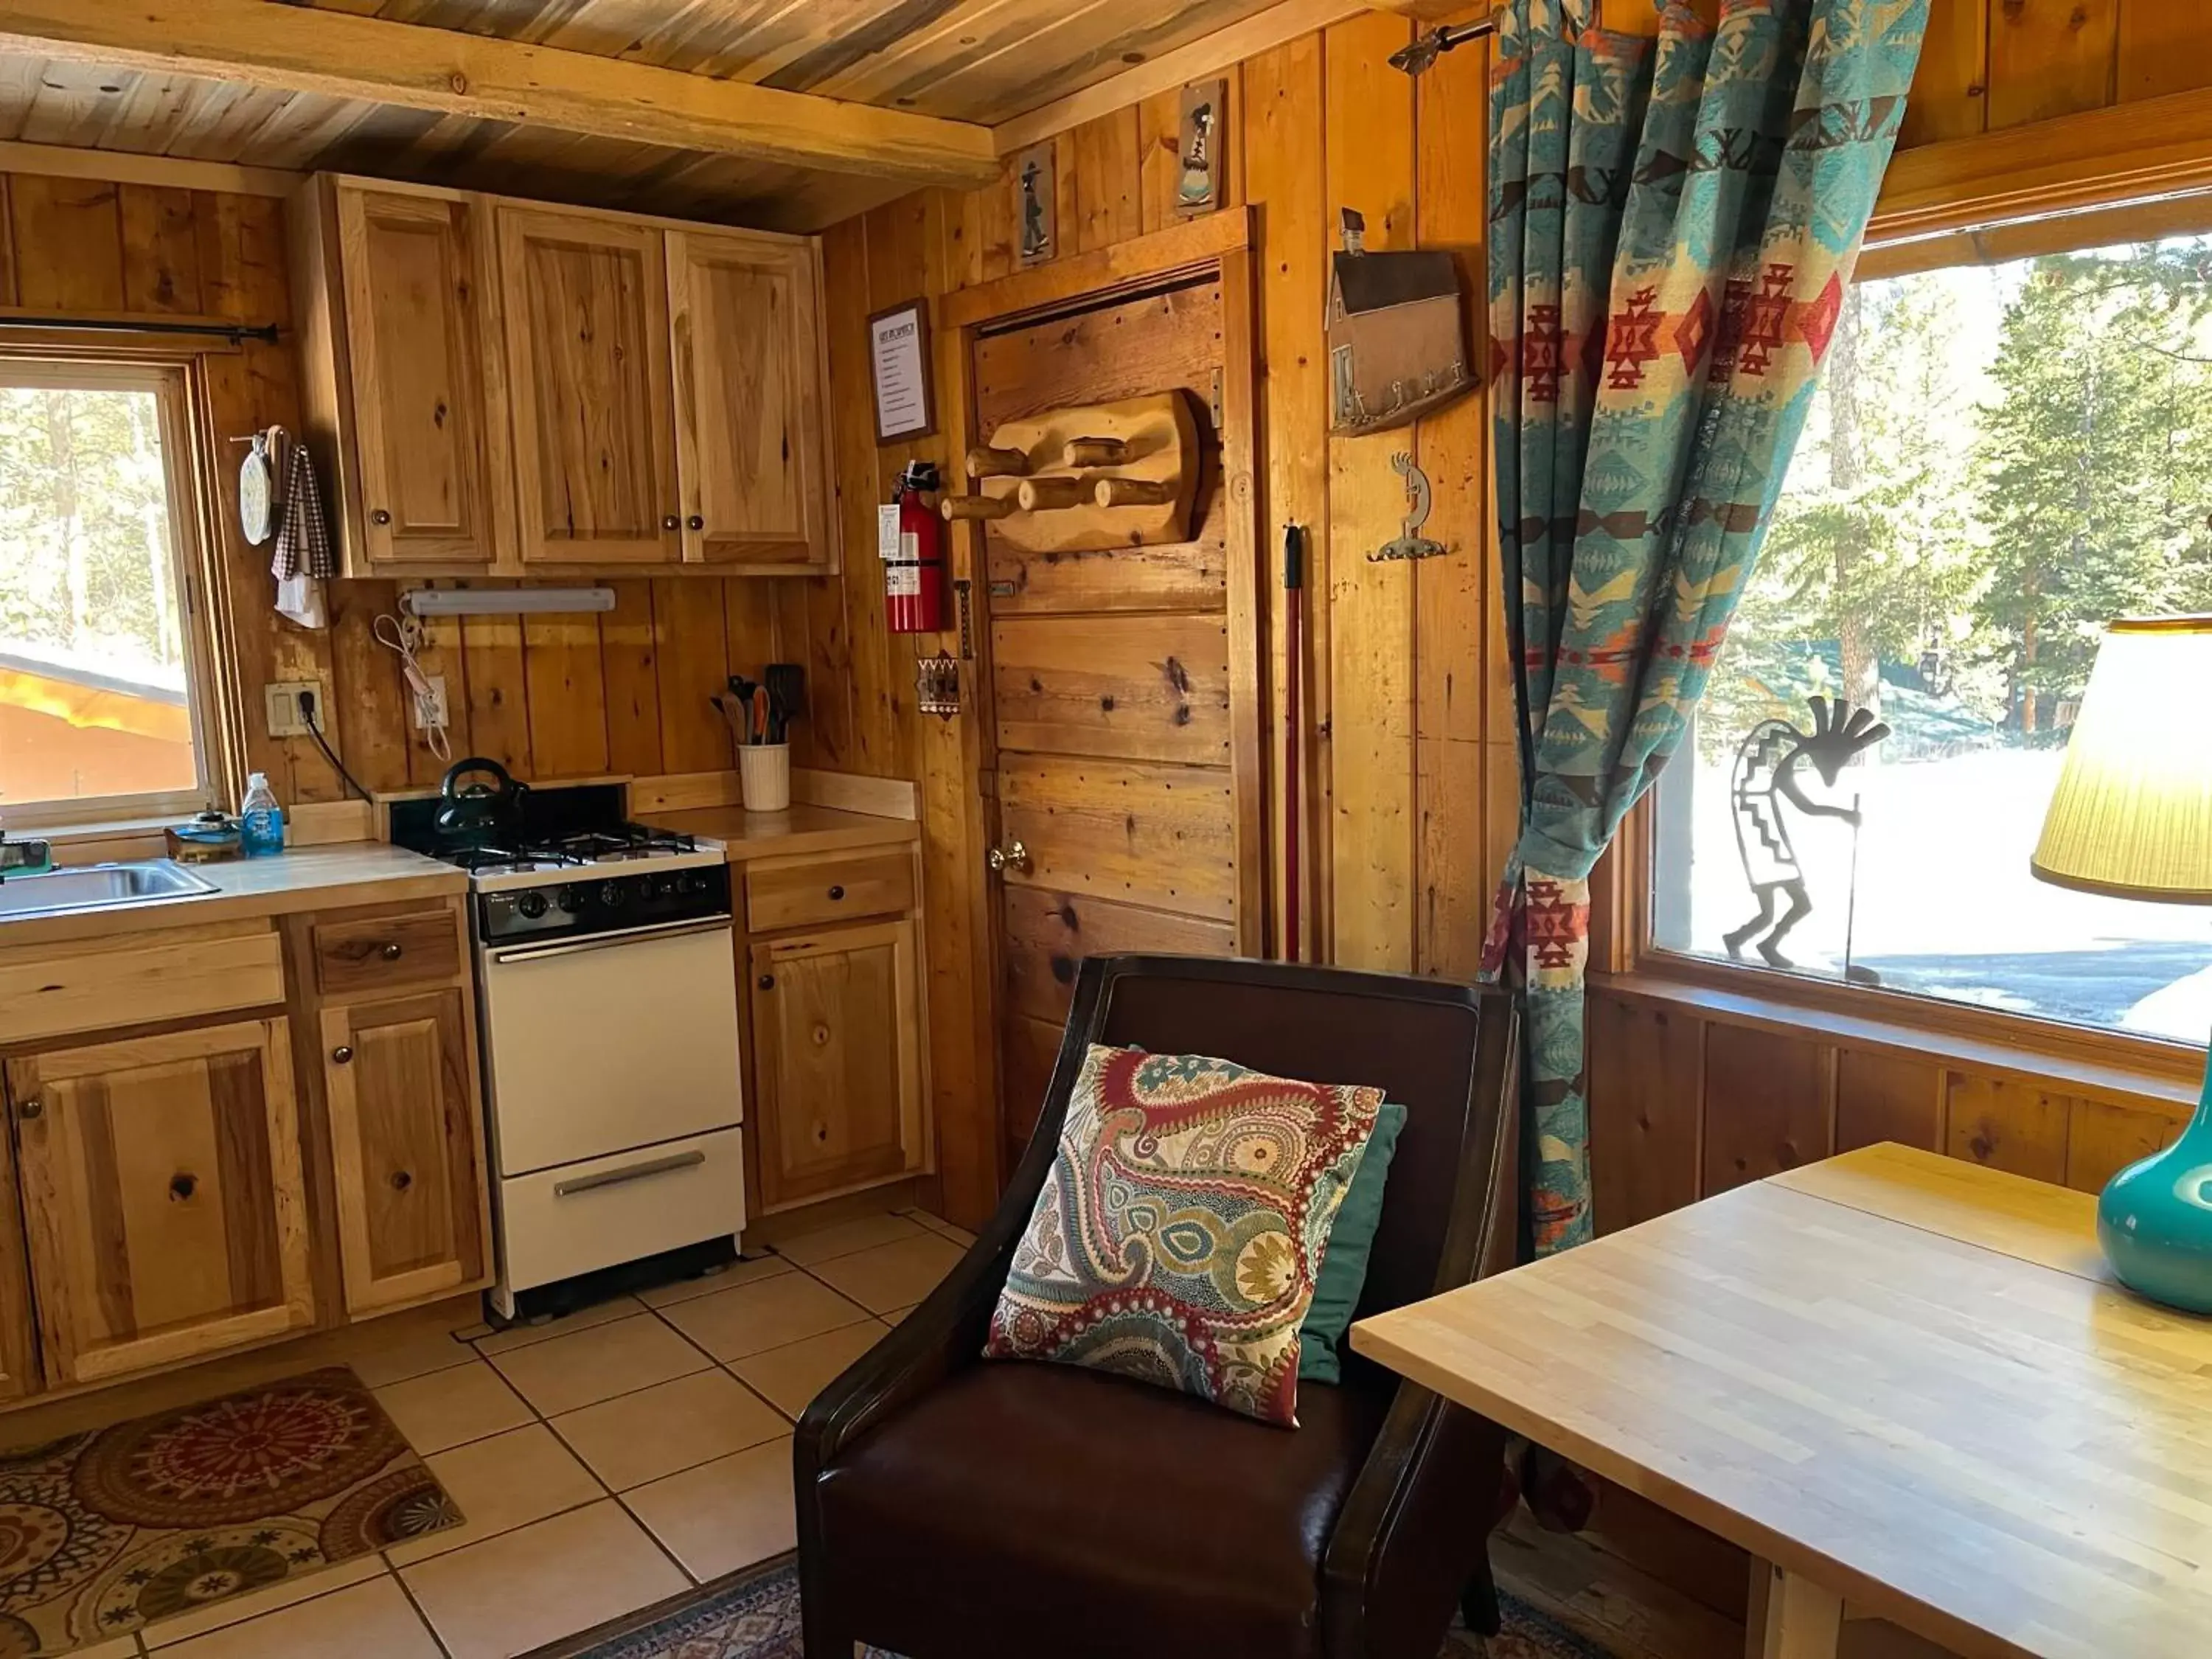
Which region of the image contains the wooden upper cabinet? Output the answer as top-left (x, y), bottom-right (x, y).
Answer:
top-left (667, 230), bottom-right (835, 571)
top-left (498, 205), bottom-right (681, 567)
top-left (6, 1020), bottom-right (316, 1388)
top-left (320, 989), bottom-right (490, 1317)
top-left (291, 178), bottom-right (513, 573)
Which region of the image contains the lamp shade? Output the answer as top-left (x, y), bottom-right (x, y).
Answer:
top-left (2031, 616), bottom-right (2212, 902)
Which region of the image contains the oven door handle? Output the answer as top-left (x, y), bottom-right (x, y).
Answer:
top-left (486, 914), bottom-right (732, 965)
top-left (552, 1149), bottom-right (708, 1197)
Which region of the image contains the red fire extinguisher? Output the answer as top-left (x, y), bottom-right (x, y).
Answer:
top-left (884, 461), bottom-right (946, 634)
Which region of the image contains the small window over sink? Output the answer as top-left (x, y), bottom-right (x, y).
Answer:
top-left (0, 358), bottom-right (218, 827)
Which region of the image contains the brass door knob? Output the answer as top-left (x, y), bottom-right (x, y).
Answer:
top-left (987, 840), bottom-right (1031, 874)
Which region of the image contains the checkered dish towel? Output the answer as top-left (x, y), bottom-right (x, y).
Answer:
top-left (269, 430), bottom-right (336, 580)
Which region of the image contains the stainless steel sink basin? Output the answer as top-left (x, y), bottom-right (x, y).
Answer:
top-left (0, 859), bottom-right (220, 920)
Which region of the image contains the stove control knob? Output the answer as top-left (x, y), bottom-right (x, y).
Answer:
top-left (518, 891), bottom-right (549, 919)
top-left (554, 886), bottom-right (580, 913)
top-left (599, 881), bottom-right (625, 909)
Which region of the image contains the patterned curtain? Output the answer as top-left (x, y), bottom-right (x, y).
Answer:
top-left (1483, 0), bottom-right (1928, 1254)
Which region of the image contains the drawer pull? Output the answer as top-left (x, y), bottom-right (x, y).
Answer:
top-left (827, 884), bottom-right (845, 900)
top-left (391, 1170), bottom-right (414, 1192)
top-left (758, 974), bottom-right (776, 990)
top-left (332, 1046), bottom-right (354, 1065)
top-left (554, 1150), bottom-right (707, 1198)
top-left (687, 514), bottom-right (705, 531)
top-left (170, 1173), bottom-right (197, 1201)
top-left (15, 1098), bottom-right (41, 1121)
top-left (380, 942), bottom-right (404, 961)
top-left (371, 508), bottom-right (392, 526)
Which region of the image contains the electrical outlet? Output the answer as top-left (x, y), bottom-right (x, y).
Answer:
top-left (411, 675), bottom-right (449, 733)
top-left (264, 682), bottom-right (322, 739)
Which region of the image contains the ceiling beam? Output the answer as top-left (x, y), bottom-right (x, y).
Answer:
top-left (0, 0), bottom-right (1001, 189)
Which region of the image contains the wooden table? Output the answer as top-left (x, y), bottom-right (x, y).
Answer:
top-left (1349, 1141), bottom-right (2212, 1659)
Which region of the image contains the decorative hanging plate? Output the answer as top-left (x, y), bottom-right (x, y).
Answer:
top-left (238, 431), bottom-right (276, 546)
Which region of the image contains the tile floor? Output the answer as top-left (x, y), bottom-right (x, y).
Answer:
top-left (97, 1207), bottom-right (975, 1659)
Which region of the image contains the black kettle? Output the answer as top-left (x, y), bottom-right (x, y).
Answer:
top-left (436, 757), bottom-right (525, 841)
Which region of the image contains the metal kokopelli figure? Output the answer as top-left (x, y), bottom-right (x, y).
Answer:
top-left (1722, 696), bottom-right (1889, 968)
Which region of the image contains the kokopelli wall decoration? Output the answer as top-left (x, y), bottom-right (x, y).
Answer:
top-left (1722, 696), bottom-right (1890, 969)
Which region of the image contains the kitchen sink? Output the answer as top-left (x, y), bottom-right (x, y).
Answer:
top-left (0, 860), bottom-right (220, 920)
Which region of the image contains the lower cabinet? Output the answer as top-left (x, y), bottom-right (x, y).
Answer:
top-left (3, 1020), bottom-right (316, 1388)
top-left (320, 989), bottom-right (490, 1315)
top-left (749, 917), bottom-right (926, 1211)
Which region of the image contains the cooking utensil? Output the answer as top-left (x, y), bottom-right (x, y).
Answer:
top-left (764, 664), bottom-right (805, 743)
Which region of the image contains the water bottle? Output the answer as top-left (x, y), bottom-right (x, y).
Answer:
top-left (239, 772), bottom-right (284, 858)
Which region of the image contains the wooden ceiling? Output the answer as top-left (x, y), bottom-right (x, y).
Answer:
top-left (0, 0), bottom-right (1306, 230)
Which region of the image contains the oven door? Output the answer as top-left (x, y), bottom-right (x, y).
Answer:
top-left (479, 917), bottom-right (743, 1178)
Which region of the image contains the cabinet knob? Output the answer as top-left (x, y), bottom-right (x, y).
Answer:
top-left (332, 1046), bottom-right (354, 1065)
top-left (170, 1173), bottom-right (197, 1201)
top-left (15, 1098), bottom-right (41, 1121)
top-left (370, 508), bottom-right (392, 526)
top-left (663, 514), bottom-right (681, 531)
top-left (390, 1170), bottom-right (414, 1192)
top-left (380, 942), bottom-right (404, 961)
top-left (687, 515), bottom-right (705, 531)
top-left (827, 884), bottom-right (845, 901)
top-left (757, 974), bottom-right (776, 991)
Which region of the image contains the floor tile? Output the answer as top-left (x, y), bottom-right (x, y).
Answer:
top-left (489, 1313), bottom-right (711, 1417)
top-left (882, 1304), bottom-right (918, 1325)
top-left (728, 1322), bottom-right (888, 1420)
top-left (143, 1557), bottom-right (386, 1648)
top-left (159, 1574), bottom-right (440, 1659)
top-left (624, 1437), bottom-right (795, 1581)
top-left (400, 1500), bottom-right (687, 1659)
top-left (552, 1367), bottom-right (787, 1492)
top-left (773, 1211), bottom-right (925, 1266)
top-left (387, 1423), bottom-right (605, 1566)
top-left (638, 1253), bottom-right (791, 1308)
top-left (474, 1293), bottom-right (644, 1356)
top-left (373, 1362), bottom-right (533, 1455)
top-left (806, 1233), bottom-right (965, 1315)
top-left (657, 1271), bottom-right (872, 1362)
top-left (69, 1642), bottom-right (135, 1659)
top-left (908, 1211), bottom-right (978, 1248)
top-left (335, 1317), bottom-right (481, 1389)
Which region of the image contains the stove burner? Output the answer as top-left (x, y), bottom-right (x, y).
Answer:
top-left (546, 826), bottom-right (700, 862)
top-left (432, 823), bottom-right (700, 874)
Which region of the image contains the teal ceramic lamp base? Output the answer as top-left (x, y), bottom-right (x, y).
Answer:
top-left (2098, 1062), bottom-right (2212, 1313)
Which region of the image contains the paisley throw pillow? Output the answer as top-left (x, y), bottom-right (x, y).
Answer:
top-left (984, 1043), bottom-right (1384, 1425)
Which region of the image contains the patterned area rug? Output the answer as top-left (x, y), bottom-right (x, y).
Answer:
top-left (556, 1554), bottom-right (1618, 1659)
top-left (0, 1366), bottom-right (461, 1655)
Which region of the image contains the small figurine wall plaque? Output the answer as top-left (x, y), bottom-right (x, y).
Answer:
top-left (1722, 697), bottom-right (1890, 968)
top-left (1367, 452), bottom-right (1447, 563)
top-left (1015, 142), bottom-right (1056, 267)
top-left (1176, 80), bottom-right (1226, 216)
top-left (1326, 206), bottom-right (1475, 436)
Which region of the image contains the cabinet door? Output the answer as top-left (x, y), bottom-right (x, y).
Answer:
top-left (336, 184), bottom-right (510, 567)
top-left (750, 919), bottom-right (926, 1212)
top-left (0, 1072), bottom-right (39, 1402)
top-left (7, 1020), bottom-right (315, 1387)
top-left (667, 229), bottom-right (832, 571)
top-left (498, 205), bottom-right (680, 566)
top-left (321, 990), bottom-right (490, 1316)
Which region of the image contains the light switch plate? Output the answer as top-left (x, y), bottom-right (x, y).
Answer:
top-left (264, 681), bottom-right (321, 738)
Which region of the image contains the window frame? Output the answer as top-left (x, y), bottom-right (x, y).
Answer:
top-left (0, 353), bottom-right (230, 832)
top-left (1608, 179), bottom-right (2212, 1086)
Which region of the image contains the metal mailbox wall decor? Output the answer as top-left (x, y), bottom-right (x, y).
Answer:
top-left (1326, 207), bottom-right (1475, 436)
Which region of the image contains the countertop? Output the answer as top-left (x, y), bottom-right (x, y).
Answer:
top-left (643, 804), bottom-right (919, 862)
top-left (0, 842), bottom-right (466, 951)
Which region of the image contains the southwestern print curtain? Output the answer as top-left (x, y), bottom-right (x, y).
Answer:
top-left (1484, 0), bottom-right (1928, 1254)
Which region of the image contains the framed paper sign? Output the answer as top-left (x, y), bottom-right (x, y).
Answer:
top-left (869, 299), bottom-right (936, 444)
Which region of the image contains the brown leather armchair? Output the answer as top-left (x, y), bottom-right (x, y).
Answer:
top-left (795, 954), bottom-right (1520, 1659)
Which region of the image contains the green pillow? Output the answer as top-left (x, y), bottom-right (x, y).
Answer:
top-left (1297, 1099), bottom-right (1408, 1384)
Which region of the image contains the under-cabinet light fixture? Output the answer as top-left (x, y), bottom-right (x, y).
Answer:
top-left (399, 587), bottom-right (617, 618)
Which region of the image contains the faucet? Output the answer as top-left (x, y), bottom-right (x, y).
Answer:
top-left (0, 817), bottom-right (52, 881)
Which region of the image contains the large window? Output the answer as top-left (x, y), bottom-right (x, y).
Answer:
top-left (0, 360), bottom-right (215, 825)
top-left (1651, 217), bottom-right (2212, 1046)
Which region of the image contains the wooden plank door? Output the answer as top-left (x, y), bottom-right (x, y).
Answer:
top-left (497, 204), bottom-right (681, 566)
top-left (749, 920), bottom-right (925, 1212)
top-left (972, 267), bottom-right (1263, 1165)
top-left (334, 183), bottom-right (511, 568)
top-left (321, 989), bottom-right (489, 1316)
top-left (7, 1020), bottom-right (315, 1386)
top-left (666, 228), bottom-right (833, 572)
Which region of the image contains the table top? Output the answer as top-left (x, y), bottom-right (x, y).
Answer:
top-left (1349, 1142), bottom-right (2212, 1659)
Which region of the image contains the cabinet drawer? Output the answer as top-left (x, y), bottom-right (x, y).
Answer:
top-left (0, 926), bottom-right (282, 1046)
top-left (312, 908), bottom-right (462, 996)
top-left (497, 1127), bottom-right (746, 1298)
top-left (745, 850), bottom-right (914, 931)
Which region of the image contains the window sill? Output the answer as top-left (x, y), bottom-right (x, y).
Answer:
top-left (1590, 967), bottom-right (2203, 1113)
